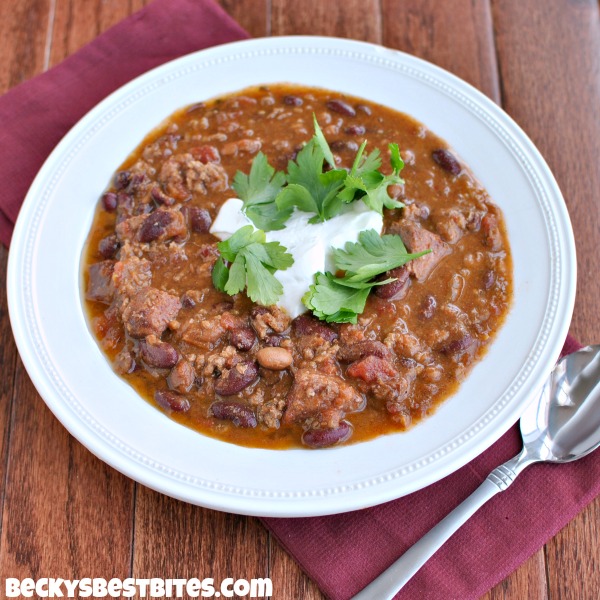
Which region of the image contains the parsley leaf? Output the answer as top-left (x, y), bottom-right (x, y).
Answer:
top-left (334, 229), bottom-right (430, 282)
top-left (303, 229), bottom-right (430, 323)
top-left (232, 152), bottom-right (291, 231)
top-left (213, 225), bottom-right (293, 306)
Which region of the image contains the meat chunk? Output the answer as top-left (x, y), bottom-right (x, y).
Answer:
top-left (283, 369), bottom-right (364, 429)
top-left (112, 254), bottom-right (152, 298)
top-left (122, 287), bottom-right (181, 338)
top-left (481, 213), bottom-right (503, 251)
top-left (347, 355), bottom-right (397, 384)
top-left (395, 222), bottom-right (451, 282)
top-left (180, 315), bottom-right (225, 347)
top-left (86, 261), bottom-right (115, 304)
top-left (159, 153), bottom-right (228, 201)
top-left (251, 305), bottom-right (291, 339)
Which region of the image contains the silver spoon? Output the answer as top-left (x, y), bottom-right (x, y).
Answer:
top-left (352, 344), bottom-right (600, 600)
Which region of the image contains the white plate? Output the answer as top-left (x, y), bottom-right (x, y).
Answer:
top-left (7, 36), bottom-right (575, 517)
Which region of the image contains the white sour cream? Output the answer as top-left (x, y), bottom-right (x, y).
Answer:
top-left (210, 199), bottom-right (383, 318)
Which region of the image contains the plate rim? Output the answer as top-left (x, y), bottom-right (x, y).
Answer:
top-left (7, 35), bottom-right (576, 517)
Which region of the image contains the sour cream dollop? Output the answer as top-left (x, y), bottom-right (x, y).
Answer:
top-left (210, 199), bottom-right (383, 318)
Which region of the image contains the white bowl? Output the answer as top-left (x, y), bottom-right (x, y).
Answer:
top-left (7, 36), bottom-right (576, 517)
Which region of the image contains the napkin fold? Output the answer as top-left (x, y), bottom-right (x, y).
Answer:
top-left (1, 2), bottom-right (595, 599)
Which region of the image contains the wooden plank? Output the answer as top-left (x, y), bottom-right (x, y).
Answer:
top-left (492, 2), bottom-right (600, 597)
top-left (0, 0), bottom-right (51, 91)
top-left (482, 551), bottom-right (548, 600)
top-left (49, 0), bottom-right (150, 63)
top-left (491, 0), bottom-right (600, 345)
top-left (132, 486), bottom-right (270, 595)
top-left (217, 0), bottom-right (269, 37)
top-left (0, 0), bottom-right (139, 586)
top-left (382, 0), bottom-right (500, 102)
top-left (272, 0), bottom-right (381, 42)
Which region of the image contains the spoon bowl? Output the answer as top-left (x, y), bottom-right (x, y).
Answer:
top-left (353, 344), bottom-right (600, 600)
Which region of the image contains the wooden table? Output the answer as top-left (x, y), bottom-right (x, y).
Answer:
top-left (1, 1), bottom-right (598, 598)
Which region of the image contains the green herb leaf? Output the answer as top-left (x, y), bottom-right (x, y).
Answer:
top-left (211, 257), bottom-right (229, 292)
top-left (312, 114), bottom-right (336, 168)
top-left (232, 152), bottom-right (291, 231)
top-left (214, 225), bottom-right (294, 306)
top-left (334, 229), bottom-right (430, 282)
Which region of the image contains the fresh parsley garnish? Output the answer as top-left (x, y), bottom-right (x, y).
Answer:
top-left (302, 229), bottom-right (430, 323)
top-left (232, 152), bottom-right (290, 231)
top-left (232, 117), bottom-right (406, 229)
top-left (212, 225), bottom-right (294, 306)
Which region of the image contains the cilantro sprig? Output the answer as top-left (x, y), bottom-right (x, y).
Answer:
top-left (231, 116), bottom-right (406, 230)
top-left (302, 229), bottom-right (430, 323)
top-left (212, 225), bottom-right (294, 306)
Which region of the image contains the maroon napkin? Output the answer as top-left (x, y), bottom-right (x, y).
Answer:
top-left (0, 3), bottom-right (595, 600)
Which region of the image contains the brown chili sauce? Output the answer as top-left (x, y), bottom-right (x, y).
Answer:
top-left (82, 84), bottom-right (513, 449)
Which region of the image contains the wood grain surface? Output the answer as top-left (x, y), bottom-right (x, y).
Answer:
top-left (0, 0), bottom-right (598, 598)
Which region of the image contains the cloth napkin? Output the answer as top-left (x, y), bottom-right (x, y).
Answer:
top-left (1, 2), bottom-right (595, 599)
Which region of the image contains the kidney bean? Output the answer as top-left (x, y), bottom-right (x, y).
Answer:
top-left (210, 401), bottom-right (257, 428)
top-left (374, 266), bottom-right (411, 300)
top-left (186, 101), bottom-right (205, 113)
top-left (151, 186), bottom-right (175, 206)
top-left (283, 95), bottom-right (303, 106)
top-left (338, 340), bottom-right (391, 363)
top-left (138, 210), bottom-right (174, 243)
top-left (330, 140), bottom-right (347, 151)
top-left (256, 347), bottom-right (293, 370)
top-left (155, 390), bottom-right (190, 413)
top-left (345, 125), bottom-right (366, 136)
top-left (356, 104), bottom-right (372, 115)
top-left (139, 337), bottom-right (179, 369)
top-left (214, 361), bottom-right (259, 396)
top-left (189, 207), bottom-right (212, 233)
top-left (127, 173), bottom-right (147, 194)
top-left (190, 144), bottom-right (220, 164)
top-left (229, 326), bottom-right (256, 351)
top-left (302, 422), bottom-right (352, 448)
top-left (432, 148), bottom-right (462, 175)
top-left (98, 234), bottom-right (120, 259)
top-left (420, 294), bottom-right (437, 320)
top-left (326, 99), bottom-right (356, 117)
top-left (482, 269), bottom-right (496, 290)
top-left (181, 293), bottom-right (196, 309)
top-left (265, 335), bottom-right (284, 347)
top-left (438, 334), bottom-right (476, 356)
top-left (293, 314), bottom-right (338, 342)
top-left (114, 170), bottom-right (132, 190)
top-left (101, 192), bottom-right (118, 212)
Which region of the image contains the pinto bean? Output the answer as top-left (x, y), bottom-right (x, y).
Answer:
top-left (189, 207), bottom-right (212, 233)
top-left (101, 192), bottom-right (118, 212)
top-left (293, 314), bottom-right (338, 342)
top-left (374, 266), bottom-right (411, 300)
top-left (155, 390), bottom-right (190, 413)
top-left (256, 347), bottom-right (293, 370)
top-left (302, 422), bottom-right (352, 448)
top-left (98, 234), bottom-right (120, 259)
top-left (432, 148), bottom-right (462, 175)
top-left (214, 361), bottom-right (259, 396)
top-left (210, 401), bottom-right (257, 428)
top-left (139, 337), bottom-right (179, 369)
top-left (138, 210), bottom-right (174, 243)
top-left (326, 99), bottom-right (356, 117)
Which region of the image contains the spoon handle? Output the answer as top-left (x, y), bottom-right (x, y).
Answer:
top-left (351, 455), bottom-right (530, 600)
